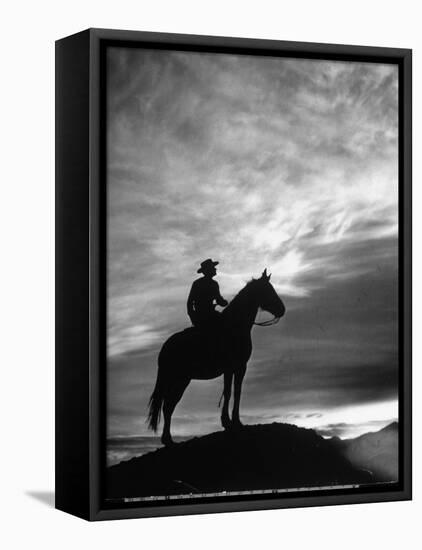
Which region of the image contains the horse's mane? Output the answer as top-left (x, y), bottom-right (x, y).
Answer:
top-left (222, 278), bottom-right (259, 316)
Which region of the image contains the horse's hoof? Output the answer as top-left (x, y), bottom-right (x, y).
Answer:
top-left (231, 420), bottom-right (244, 431)
top-left (161, 434), bottom-right (174, 446)
top-left (221, 417), bottom-right (231, 431)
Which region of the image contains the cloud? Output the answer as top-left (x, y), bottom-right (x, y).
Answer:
top-left (108, 323), bottom-right (166, 357)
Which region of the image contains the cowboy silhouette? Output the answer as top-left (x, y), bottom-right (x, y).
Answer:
top-left (187, 259), bottom-right (228, 329)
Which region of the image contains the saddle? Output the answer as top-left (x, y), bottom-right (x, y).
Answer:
top-left (182, 318), bottom-right (223, 358)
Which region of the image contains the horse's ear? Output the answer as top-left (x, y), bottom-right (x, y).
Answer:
top-left (262, 268), bottom-right (270, 281)
top-left (268, 272), bottom-right (272, 280)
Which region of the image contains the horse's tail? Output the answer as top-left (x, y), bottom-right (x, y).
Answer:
top-left (147, 387), bottom-right (163, 432)
top-left (147, 349), bottom-right (166, 432)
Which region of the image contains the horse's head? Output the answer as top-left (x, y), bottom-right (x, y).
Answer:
top-left (253, 269), bottom-right (286, 319)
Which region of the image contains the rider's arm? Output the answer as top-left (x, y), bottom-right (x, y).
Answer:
top-left (215, 283), bottom-right (228, 307)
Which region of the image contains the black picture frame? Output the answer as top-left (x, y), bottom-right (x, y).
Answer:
top-left (55, 28), bottom-right (412, 521)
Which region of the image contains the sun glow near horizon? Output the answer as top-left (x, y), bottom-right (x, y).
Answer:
top-left (281, 399), bottom-right (399, 439)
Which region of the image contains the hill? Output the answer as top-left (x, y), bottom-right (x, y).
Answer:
top-left (331, 422), bottom-right (398, 482)
top-left (106, 423), bottom-right (374, 499)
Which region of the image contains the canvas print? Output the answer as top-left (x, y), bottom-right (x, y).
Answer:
top-left (105, 46), bottom-right (399, 503)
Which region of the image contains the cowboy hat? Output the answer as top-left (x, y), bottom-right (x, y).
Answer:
top-left (197, 258), bottom-right (219, 274)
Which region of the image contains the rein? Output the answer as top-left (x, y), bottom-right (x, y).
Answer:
top-left (253, 315), bottom-right (281, 327)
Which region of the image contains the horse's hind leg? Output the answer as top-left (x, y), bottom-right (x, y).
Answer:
top-left (161, 377), bottom-right (190, 446)
top-left (221, 370), bottom-right (233, 430)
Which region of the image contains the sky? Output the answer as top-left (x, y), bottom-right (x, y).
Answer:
top-left (106, 46), bottom-right (399, 455)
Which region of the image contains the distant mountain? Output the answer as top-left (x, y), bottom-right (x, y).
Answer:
top-left (106, 423), bottom-right (374, 499)
top-left (330, 422), bottom-right (398, 482)
top-left (107, 435), bottom-right (190, 466)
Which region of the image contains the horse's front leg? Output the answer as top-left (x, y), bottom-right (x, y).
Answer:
top-left (221, 370), bottom-right (233, 430)
top-left (232, 365), bottom-right (246, 429)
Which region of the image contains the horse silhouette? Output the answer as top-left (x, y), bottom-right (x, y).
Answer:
top-left (147, 269), bottom-right (286, 445)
